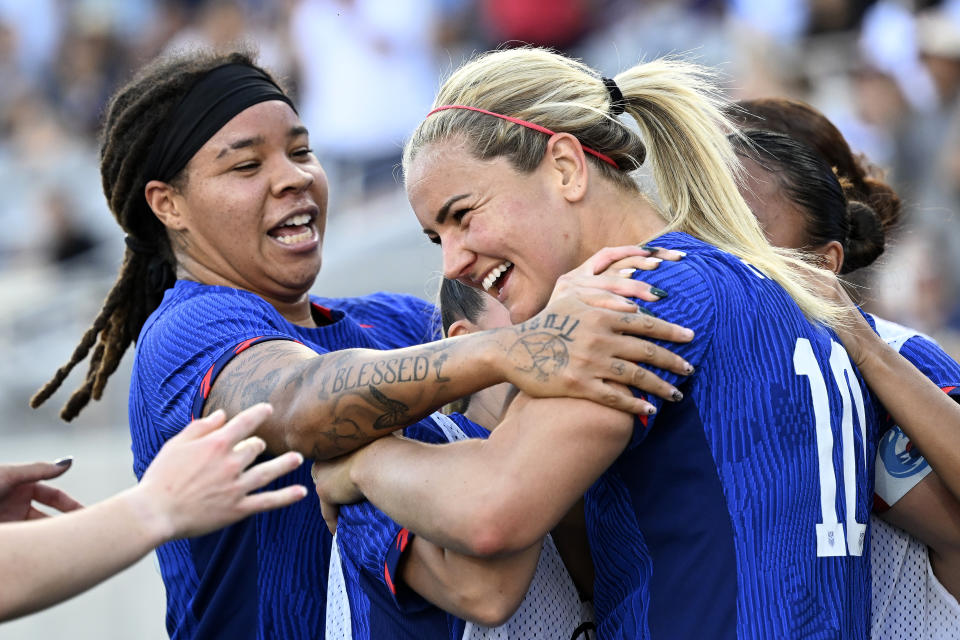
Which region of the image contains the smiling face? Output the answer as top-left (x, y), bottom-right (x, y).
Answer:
top-left (154, 100), bottom-right (328, 307)
top-left (406, 140), bottom-right (584, 323)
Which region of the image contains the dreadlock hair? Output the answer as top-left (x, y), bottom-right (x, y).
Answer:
top-left (31, 47), bottom-right (282, 421)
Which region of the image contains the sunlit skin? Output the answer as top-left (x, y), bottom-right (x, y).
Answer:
top-left (739, 156), bottom-right (844, 274)
top-left (407, 135), bottom-right (665, 323)
top-left (145, 101), bottom-right (329, 327)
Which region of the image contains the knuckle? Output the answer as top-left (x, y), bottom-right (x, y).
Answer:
top-left (631, 368), bottom-right (648, 385)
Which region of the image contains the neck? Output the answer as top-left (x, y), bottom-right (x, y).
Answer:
top-left (578, 182), bottom-right (667, 262)
top-left (175, 261), bottom-right (317, 328)
top-left (463, 382), bottom-right (513, 431)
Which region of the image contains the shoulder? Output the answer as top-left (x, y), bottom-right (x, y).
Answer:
top-left (316, 291), bottom-right (439, 347)
top-left (140, 280), bottom-right (286, 345)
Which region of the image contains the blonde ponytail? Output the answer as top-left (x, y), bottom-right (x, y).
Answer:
top-left (615, 59), bottom-right (845, 325)
top-left (404, 48), bottom-right (846, 326)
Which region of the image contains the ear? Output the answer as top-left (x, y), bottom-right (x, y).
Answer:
top-left (818, 240), bottom-right (845, 274)
top-left (145, 179), bottom-right (188, 231)
top-left (543, 133), bottom-right (589, 204)
top-left (447, 318), bottom-right (479, 338)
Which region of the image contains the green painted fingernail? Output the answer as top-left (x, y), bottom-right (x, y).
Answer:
top-left (637, 306), bottom-right (658, 317)
top-left (641, 244), bottom-right (660, 253)
top-left (650, 287), bottom-right (668, 298)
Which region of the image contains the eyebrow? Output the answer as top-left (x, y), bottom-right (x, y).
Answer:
top-left (215, 127), bottom-right (310, 159)
top-left (435, 193), bottom-right (471, 224)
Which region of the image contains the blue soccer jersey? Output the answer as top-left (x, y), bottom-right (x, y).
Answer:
top-left (330, 412), bottom-right (595, 640)
top-left (584, 232), bottom-right (880, 639)
top-left (129, 280), bottom-right (437, 640)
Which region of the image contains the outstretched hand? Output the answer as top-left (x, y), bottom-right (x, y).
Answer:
top-left (0, 458), bottom-right (83, 522)
top-left (505, 245), bottom-right (695, 416)
top-left (132, 404), bottom-right (308, 542)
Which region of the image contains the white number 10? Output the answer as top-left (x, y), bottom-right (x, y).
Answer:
top-left (793, 338), bottom-right (868, 557)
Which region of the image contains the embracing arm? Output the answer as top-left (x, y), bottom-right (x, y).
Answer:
top-left (207, 295), bottom-right (690, 460)
top-left (344, 393), bottom-right (633, 556)
top-left (838, 322), bottom-right (960, 503)
top-left (400, 535), bottom-right (544, 627)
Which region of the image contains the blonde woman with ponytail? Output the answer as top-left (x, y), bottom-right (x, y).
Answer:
top-left (314, 48), bottom-right (879, 639)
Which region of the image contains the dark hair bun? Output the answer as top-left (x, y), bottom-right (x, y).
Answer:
top-left (859, 174), bottom-right (903, 236)
top-left (841, 200), bottom-right (885, 274)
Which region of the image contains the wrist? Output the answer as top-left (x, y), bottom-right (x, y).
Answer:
top-left (119, 484), bottom-right (176, 547)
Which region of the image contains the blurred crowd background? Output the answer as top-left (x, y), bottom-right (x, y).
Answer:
top-left (3, 0), bottom-right (960, 636)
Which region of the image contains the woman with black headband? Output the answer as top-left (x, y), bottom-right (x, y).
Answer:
top-left (29, 48), bottom-right (693, 638)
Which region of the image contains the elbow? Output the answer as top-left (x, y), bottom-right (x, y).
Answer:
top-left (457, 496), bottom-right (545, 557)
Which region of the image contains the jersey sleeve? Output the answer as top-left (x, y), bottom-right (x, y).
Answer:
top-left (134, 285), bottom-right (313, 450)
top-left (625, 258), bottom-right (718, 445)
top-left (874, 335), bottom-right (960, 510)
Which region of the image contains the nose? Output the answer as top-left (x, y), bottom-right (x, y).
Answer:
top-left (273, 157), bottom-right (315, 196)
top-left (441, 234), bottom-right (475, 281)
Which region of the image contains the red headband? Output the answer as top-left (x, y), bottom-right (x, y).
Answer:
top-left (425, 105), bottom-right (619, 169)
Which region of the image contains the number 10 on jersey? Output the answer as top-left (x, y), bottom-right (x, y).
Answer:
top-left (794, 338), bottom-right (869, 557)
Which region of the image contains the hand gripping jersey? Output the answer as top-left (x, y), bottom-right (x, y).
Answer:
top-left (128, 280), bottom-right (437, 640)
top-left (327, 411), bottom-right (596, 640)
top-left (584, 232), bottom-right (880, 639)
top-left (868, 316), bottom-right (960, 640)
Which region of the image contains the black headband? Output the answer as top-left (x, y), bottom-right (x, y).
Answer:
top-left (143, 63), bottom-right (296, 183)
top-left (602, 77), bottom-right (625, 116)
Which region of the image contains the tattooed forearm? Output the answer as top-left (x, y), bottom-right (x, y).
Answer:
top-left (330, 355), bottom-right (432, 392)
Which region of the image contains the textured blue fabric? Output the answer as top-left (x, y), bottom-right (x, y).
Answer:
top-left (586, 232), bottom-right (879, 639)
top-left (129, 280), bottom-right (437, 639)
top-left (897, 334), bottom-right (960, 394)
top-left (334, 413), bottom-right (490, 639)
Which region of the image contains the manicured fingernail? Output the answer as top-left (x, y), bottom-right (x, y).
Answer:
top-left (671, 390), bottom-right (683, 402)
top-left (650, 287), bottom-right (668, 299)
top-left (684, 363), bottom-right (695, 374)
top-left (54, 456), bottom-right (73, 467)
top-left (682, 328), bottom-right (694, 339)
top-left (640, 244), bottom-right (660, 253)
top-left (619, 268), bottom-right (637, 277)
top-left (637, 306), bottom-right (658, 318)
top-left (648, 257), bottom-right (663, 265)
top-left (646, 404), bottom-right (657, 415)
top-left (675, 251), bottom-right (687, 257)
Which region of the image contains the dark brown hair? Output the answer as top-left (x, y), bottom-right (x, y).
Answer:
top-left (729, 97), bottom-right (902, 272)
top-left (31, 48), bottom-right (283, 420)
